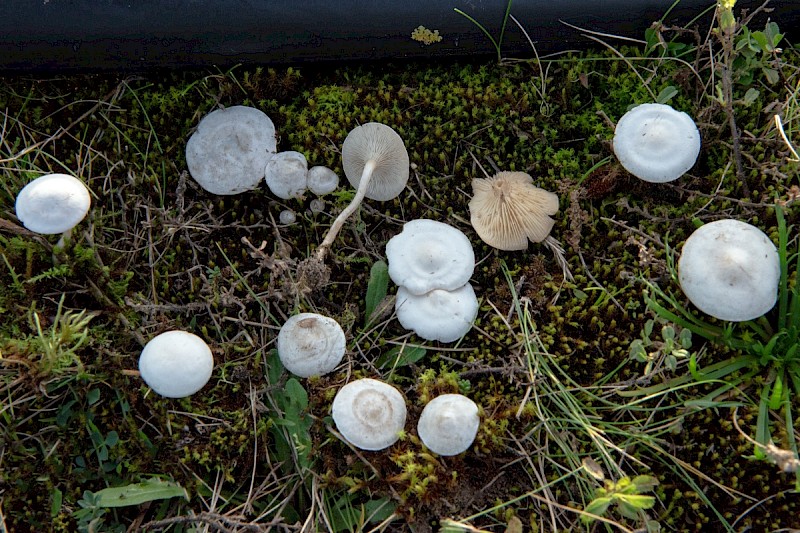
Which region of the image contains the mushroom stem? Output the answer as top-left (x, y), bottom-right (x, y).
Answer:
top-left (314, 159), bottom-right (376, 262)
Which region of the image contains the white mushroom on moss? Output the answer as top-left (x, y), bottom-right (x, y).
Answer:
top-left (138, 330), bottom-right (214, 398)
top-left (264, 150), bottom-right (308, 200)
top-left (395, 283), bottom-right (479, 343)
top-left (386, 219), bottom-right (475, 295)
top-left (277, 313), bottom-right (346, 378)
top-left (613, 103), bottom-right (701, 183)
top-left (678, 219), bottom-right (779, 322)
top-left (314, 122), bottom-right (409, 261)
top-left (469, 171), bottom-right (559, 251)
top-left (417, 394), bottom-right (480, 456)
top-left (186, 105), bottom-right (277, 195)
top-left (331, 378), bottom-right (407, 451)
top-left (15, 173), bottom-right (91, 240)
top-left (307, 165), bottom-right (340, 196)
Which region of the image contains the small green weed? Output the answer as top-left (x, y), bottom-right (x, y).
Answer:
top-left (581, 462), bottom-right (659, 525)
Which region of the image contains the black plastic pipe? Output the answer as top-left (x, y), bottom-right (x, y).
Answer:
top-left (1, 1), bottom-right (796, 71)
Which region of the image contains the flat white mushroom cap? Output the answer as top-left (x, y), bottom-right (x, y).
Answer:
top-left (277, 313), bottom-right (346, 378)
top-left (678, 219), bottom-right (779, 322)
top-left (342, 122), bottom-right (409, 201)
top-left (417, 394), bottom-right (480, 456)
top-left (386, 219), bottom-right (475, 295)
top-left (395, 283), bottom-right (479, 343)
top-left (613, 103), bottom-right (701, 183)
top-left (332, 378), bottom-right (407, 451)
top-left (15, 174), bottom-right (91, 234)
top-left (139, 331), bottom-right (214, 398)
top-left (186, 105), bottom-right (277, 195)
top-left (265, 151), bottom-right (308, 200)
top-left (307, 165), bottom-right (340, 195)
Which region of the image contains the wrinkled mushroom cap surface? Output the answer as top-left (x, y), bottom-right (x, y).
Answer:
top-left (342, 122), bottom-right (409, 201)
top-left (307, 165), bottom-right (340, 195)
top-left (264, 151), bottom-right (308, 200)
top-left (277, 313), bottom-right (346, 377)
top-left (395, 283), bottom-right (479, 343)
top-left (332, 378), bottom-right (407, 451)
top-left (186, 105), bottom-right (277, 195)
top-left (613, 103), bottom-right (701, 183)
top-left (469, 171), bottom-right (558, 251)
top-left (15, 173), bottom-right (91, 234)
top-left (386, 219), bottom-right (475, 295)
top-left (417, 394), bottom-right (480, 456)
top-left (139, 331), bottom-right (214, 398)
top-left (678, 219), bottom-right (779, 322)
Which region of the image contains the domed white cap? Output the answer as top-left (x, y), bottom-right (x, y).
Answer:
top-left (264, 151), bottom-right (308, 200)
top-left (395, 283), bottom-right (479, 343)
top-left (307, 166), bottom-right (340, 196)
top-left (342, 122), bottom-right (409, 201)
top-left (15, 174), bottom-right (91, 234)
top-left (332, 378), bottom-right (407, 451)
top-left (417, 394), bottom-right (480, 456)
top-left (277, 313), bottom-right (346, 378)
top-left (186, 105), bottom-right (277, 195)
top-left (386, 219), bottom-right (475, 295)
top-left (678, 219), bottom-right (779, 322)
top-left (139, 331), bottom-right (214, 398)
top-left (613, 103), bottom-right (701, 183)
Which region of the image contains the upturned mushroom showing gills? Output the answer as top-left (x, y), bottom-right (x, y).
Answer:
top-left (331, 378), bottom-right (407, 451)
top-left (185, 105), bottom-right (277, 195)
top-left (678, 219), bottom-right (779, 322)
top-left (314, 122), bottom-right (409, 261)
top-left (277, 313), bottom-right (346, 378)
top-left (469, 171), bottom-right (559, 251)
top-left (612, 103), bottom-right (701, 183)
top-left (385, 219), bottom-right (475, 295)
top-left (417, 394), bottom-right (480, 456)
top-left (15, 173), bottom-right (91, 235)
top-left (138, 330), bottom-right (214, 398)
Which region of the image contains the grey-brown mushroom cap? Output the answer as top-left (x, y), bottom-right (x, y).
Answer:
top-left (341, 122), bottom-right (409, 201)
top-left (469, 171), bottom-right (559, 251)
top-left (331, 378), bottom-right (407, 451)
top-left (186, 105), bottom-right (277, 195)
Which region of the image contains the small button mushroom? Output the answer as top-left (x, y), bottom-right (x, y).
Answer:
top-left (15, 173), bottom-right (91, 235)
top-left (678, 219), bottom-right (779, 322)
top-left (309, 198), bottom-right (325, 214)
top-left (386, 219), bottom-right (475, 295)
top-left (395, 283), bottom-right (479, 343)
top-left (277, 313), bottom-right (346, 378)
top-left (612, 103), bottom-right (701, 183)
top-left (332, 378), bottom-right (407, 451)
top-left (469, 171), bottom-right (559, 251)
top-left (138, 330), bottom-right (214, 398)
top-left (186, 105), bottom-right (277, 195)
top-left (307, 165), bottom-right (340, 196)
top-left (417, 394), bottom-right (480, 456)
top-left (264, 151), bottom-right (309, 200)
top-left (279, 209), bottom-right (296, 225)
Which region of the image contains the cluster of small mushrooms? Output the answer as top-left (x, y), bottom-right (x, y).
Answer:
top-left (11, 98), bottom-right (779, 459)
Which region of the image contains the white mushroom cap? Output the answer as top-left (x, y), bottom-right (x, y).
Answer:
top-left (277, 313), bottom-right (346, 378)
top-left (386, 219), bottom-right (475, 295)
top-left (469, 171), bottom-right (559, 251)
top-left (15, 174), bottom-right (91, 234)
top-left (265, 151), bottom-right (308, 200)
top-left (139, 330), bottom-right (214, 398)
top-left (186, 105), bottom-right (277, 195)
top-left (395, 283), bottom-right (479, 343)
top-left (331, 378), bottom-right (407, 451)
top-left (678, 219), bottom-right (779, 322)
top-left (613, 103), bottom-right (701, 183)
top-left (417, 394), bottom-right (480, 456)
top-left (307, 165), bottom-right (340, 195)
top-left (342, 122), bottom-right (409, 201)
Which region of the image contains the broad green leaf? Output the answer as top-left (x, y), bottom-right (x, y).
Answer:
top-left (365, 260), bottom-right (389, 326)
top-left (618, 494), bottom-right (656, 510)
top-left (376, 346), bottom-right (427, 369)
top-left (655, 85), bottom-right (678, 104)
top-left (631, 474), bottom-right (659, 492)
top-left (93, 478), bottom-right (188, 508)
top-left (364, 496), bottom-right (396, 522)
top-left (285, 378), bottom-right (309, 411)
top-left (743, 88), bottom-right (760, 107)
top-left (582, 497), bottom-right (613, 522)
